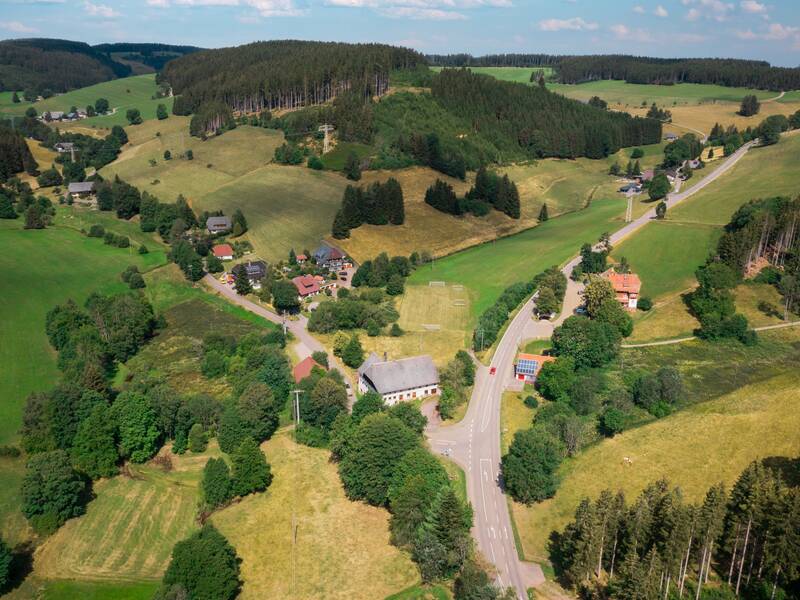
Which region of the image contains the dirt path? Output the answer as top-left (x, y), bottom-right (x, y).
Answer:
top-left (622, 320), bottom-right (800, 348)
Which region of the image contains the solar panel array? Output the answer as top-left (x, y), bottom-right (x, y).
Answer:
top-left (516, 357), bottom-right (540, 377)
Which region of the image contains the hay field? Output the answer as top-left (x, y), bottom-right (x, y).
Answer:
top-left (212, 431), bottom-right (419, 600)
top-left (512, 367), bottom-right (800, 561)
top-left (34, 445), bottom-right (217, 581)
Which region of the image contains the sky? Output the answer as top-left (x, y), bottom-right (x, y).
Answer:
top-left (1, 0), bottom-right (800, 66)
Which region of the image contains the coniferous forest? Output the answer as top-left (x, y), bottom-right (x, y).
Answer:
top-left (0, 125), bottom-right (37, 182)
top-left (161, 40), bottom-right (425, 115)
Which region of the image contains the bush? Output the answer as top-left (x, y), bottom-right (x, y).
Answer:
top-left (501, 427), bottom-right (564, 504)
top-left (637, 296), bottom-right (653, 311)
top-left (524, 395), bottom-right (538, 409)
top-left (21, 450), bottom-right (88, 531)
top-left (390, 323), bottom-right (403, 337)
top-left (88, 224), bottom-right (105, 238)
top-left (307, 155), bottom-right (324, 170)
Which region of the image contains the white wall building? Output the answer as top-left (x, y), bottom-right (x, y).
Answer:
top-left (357, 353), bottom-right (439, 406)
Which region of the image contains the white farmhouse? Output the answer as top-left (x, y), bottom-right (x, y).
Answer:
top-left (357, 353), bottom-right (439, 406)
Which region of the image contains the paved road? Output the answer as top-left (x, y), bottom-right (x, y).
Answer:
top-left (202, 274), bottom-right (356, 395)
top-left (425, 137), bottom-right (763, 598)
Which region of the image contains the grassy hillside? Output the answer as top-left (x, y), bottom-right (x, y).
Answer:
top-left (2, 74), bottom-right (172, 128)
top-left (212, 431), bottom-right (419, 600)
top-left (430, 66), bottom-right (554, 85)
top-left (101, 117), bottom-right (348, 262)
top-left (512, 361), bottom-right (800, 561)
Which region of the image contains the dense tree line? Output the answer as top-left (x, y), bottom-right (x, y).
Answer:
top-left (708, 123), bottom-right (755, 156)
top-left (307, 287), bottom-right (400, 334)
top-left (0, 125), bottom-right (38, 182)
top-left (555, 55), bottom-right (800, 91)
top-left (93, 42), bottom-right (201, 72)
top-left (189, 101), bottom-right (236, 138)
top-left (331, 179), bottom-right (404, 239)
top-left (687, 262), bottom-right (755, 344)
top-left (351, 252), bottom-right (412, 293)
top-left (431, 69), bottom-right (661, 160)
top-left (395, 132), bottom-right (466, 179)
top-left (0, 38), bottom-right (130, 93)
top-left (551, 459), bottom-right (800, 600)
top-left (0, 179), bottom-right (54, 224)
top-left (163, 40), bottom-right (424, 115)
top-left (437, 351), bottom-right (477, 420)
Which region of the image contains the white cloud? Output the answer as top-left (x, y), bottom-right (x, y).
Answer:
top-left (539, 17), bottom-right (599, 32)
top-left (740, 0), bottom-right (766, 14)
top-left (84, 1), bottom-right (121, 17)
top-left (736, 23), bottom-right (800, 43)
top-left (686, 7), bottom-right (700, 20)
top-left (682, 0), bottom-right (733, 21)
top-left (609, 23), bottom-right (651, 41)
top-left (633, 5), bottom-right (645, 13)
top-left (0, 20), bottom-right (38, 33)
top-left (654, 5), bottom-right (668, 17)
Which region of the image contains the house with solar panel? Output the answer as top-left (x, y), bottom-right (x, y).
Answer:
top-left (514, 353), bottom-right (556, 384)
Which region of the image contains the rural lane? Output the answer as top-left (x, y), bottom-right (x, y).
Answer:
top-left (622, 319), bottom-right (800, 348)
top-left (425, 136), bottom-right (763, 598)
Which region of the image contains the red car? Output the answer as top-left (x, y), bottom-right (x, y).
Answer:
top-left (489, 367), bottom-right (497, 375)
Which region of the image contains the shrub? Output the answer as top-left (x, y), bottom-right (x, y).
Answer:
top-left (637, 296), bottom-right (653, 311)
top-left (524, 395), bottom-right (539, 409)
top-left (88, 224), bottom-right (105, 238)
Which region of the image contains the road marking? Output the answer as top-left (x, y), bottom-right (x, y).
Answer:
top-left (479, 459), bottom-right (490, 521)
top-left (432, 440), bottom-right (457, 445)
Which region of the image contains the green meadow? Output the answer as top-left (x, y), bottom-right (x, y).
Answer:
top-left (430, 65), bottom-right (554, 85)
top-left (1, 74), bottom-right (172, 128)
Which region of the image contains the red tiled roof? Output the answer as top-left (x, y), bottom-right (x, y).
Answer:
top-left (292, 275), bottom-right (320, 297)
top-left (212, 244), bottom-right (234, 258)
top-left (296, 254), bottom-right (307, 261)
top-left (293, 356), bottom-right (325, 383)
top-left (603, 271), bottom-right (642, 295)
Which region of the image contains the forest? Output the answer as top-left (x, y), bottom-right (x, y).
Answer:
top-left (430, 69), bottom-right (662, 160)
top-left (0, 38), bottom-right (131, 93)
top-left (160, 40), bottom-right (426, 115)
top-left (93, 43), bottom-right (202, 71)
top-left (0, 124), bottom-right (37, 182)
top-left (427, 53), bottom-right (562, 68)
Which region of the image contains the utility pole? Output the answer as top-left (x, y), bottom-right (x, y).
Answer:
top-left (625, 191), bottom-right (633, 223)
top-left (318, 124), bottom-right (334, 154)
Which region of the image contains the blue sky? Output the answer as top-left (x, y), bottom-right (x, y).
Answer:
top-left (1, 0), bottom-right (799, 66)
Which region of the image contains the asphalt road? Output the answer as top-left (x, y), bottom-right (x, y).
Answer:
top-left (424, 137), bottom-right (761, 598)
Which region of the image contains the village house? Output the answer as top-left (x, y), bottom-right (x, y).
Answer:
top-left (67, 181), bottom-right (96, 206)
top-left (313, 243), bottom-right (348, 271)
top-left (665, 133), bottom-right (678, 142)
top-left (296, 253), bottom-right (307, 264)
top-left (212, 244), bottom-right (234, 261)
top-left (206, 216), bottom-right (232, 234)
top-left (242, 260), bottom-right (268, 289)
top-left (42, 111), bottom-right (65, 122)
top-left (619, 183), bottom-right (642, 194)
top-left (514, 353), bottom-right (556, 384)
top-left (601, 268), bottom-right (642, 310)
top-left (54, 142), bottom-right (75, 153)
top-left (292, 274), bottom-right (321, 298)
top-left (637, 169), bottom-right (655, 183)
top-left (357, 353), bottom-right (439, 406)
top-left (292, 356), bottom-right (326, 383)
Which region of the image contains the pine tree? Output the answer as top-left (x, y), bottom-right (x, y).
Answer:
top-left (232, 264), bottom-right (252, 296)
top-left (632, 160), bottom-right (642, 176)
top-left (0, 193), bottom-right (17, 219)
top-left (202, 457), bottom-right (232, 509)
top-left (504, 176), bottom-right (520, 219)
top-left (345, 152), bottom-right (361, 181)
top-left (625, 160), bottom-right (634, 178)
top-left (231, 437), bottom-right (272, 497)
top-left (539, 203), bottom-right (549, 222)
top-left (24, 205), bottom-right (45, 229)
top-left (331, 209), bottom-right (350, 239)
top-left (341, 335), bottom-right (364, 368)
top-left (217, 404), bottom-right (249, 453)
top-left (11, 91), bottom-right (20, 103)
top-left (188, 423), bottom-right (207, 453)
top-left (420, 487), bottom-right (472, 575)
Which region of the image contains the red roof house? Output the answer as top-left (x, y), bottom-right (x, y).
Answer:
top-left (601, 269), bottom-right (642, 310)
top-left (293, 356), bottom-right (326, 383)
top-left (212, 244), bottom-right (234, 260)
top-left (292, 274), bottom-right (321, 298)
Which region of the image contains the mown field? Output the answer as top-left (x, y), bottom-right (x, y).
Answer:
top-left (430, 66), bottom-right (554, 85)
top-left (101, 116), bottom-right (349, 262)
top-left (512, 332), bottom-right (800, 561)
top-left (1, 74), bottom-right (173, 129)
top-left (407, 198), bottom-right (627, 322)
top-left (212, 431), bottom-right (419, 600)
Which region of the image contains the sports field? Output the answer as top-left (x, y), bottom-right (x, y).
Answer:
top-left (35, 444), bottom-right (217, 582)
top-left (512, 360), bottom-right (800, 561)
top-left (212, 431), bottom-right (419, 600)
top-left (1, 74), bottom-right (173, 128)
top-left (407, 198), bottom-right (627, 322)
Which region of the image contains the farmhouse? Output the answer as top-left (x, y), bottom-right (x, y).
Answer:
top-left (357, 353), bottom-right (439, 406)
top-left (242, 260), bottom-right (268, 288)
top-left (293, 356), bottom-right (326, 383)
top-left (619, 183), bottom-right (641, 194)
top-left (212, 244), bottom-right (234, 261)
top-left (296, 253), bottom-right (307, 264)
top-left (43, 111), bottom-right (65, 122)
top-left (206, 216), bottom-right (232, 234)
top-left (638, 169), bottom-right (655, 183)
top-left (292, 274), bottom-right (321, 298)
top-left (601, 268), bottom-right (642, 310)
top-left (314, 243), bottom-right (347, 270)
top-left (67, 181), bottom-right (96, 206)
top-left (54, 142), bottom-right (75, 153)
top-left (514, 353), bottom-right (556, 383)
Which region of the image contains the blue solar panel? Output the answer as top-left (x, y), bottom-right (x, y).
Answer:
top-left (517, 359), bottom-right (539, 376)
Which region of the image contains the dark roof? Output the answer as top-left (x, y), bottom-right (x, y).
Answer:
top-left (314, 243), bottom-right (345, 262)
top-left (206, 216), bottom-right (232, 230)
top-left (358, 353), bottom-right (439, 395)
top-left (244, 260), bottom-right (267, 279)
top-left (68, 181), bottom-right (95, 194)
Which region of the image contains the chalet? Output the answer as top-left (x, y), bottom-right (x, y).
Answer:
top-left (43, 111), bottom-right (64, 122)
top-left (296, 253), bottom-right (307, 264)
top-left (638, 169), bottom-right (655, 183)
top-left (293, 356), bottom-right (326, 383)
top-left (242, 260), bottom-right (268, 288)
top-left (514, 353), bottom-right (556, 383)
top-left (206, 216), bottom-right (232, 234)
top-left (292, 274), bottom-right (321, 298)
top-left (67, 181), bottom-right (96, 206)
top-left (212, 244), bottom-right (234, 261)
top-left (665, 133), bottom-right (678, 142)
top-left (357, 353), bottom-right (439, 406)
top-left (601, 269), bottom-right (642, 310)
top-left (619, 183), bottom-right (641, 194)
top-left (313, 243), bottom-right (346, 270)
top-left (54, 142), bottom-right (75, 153)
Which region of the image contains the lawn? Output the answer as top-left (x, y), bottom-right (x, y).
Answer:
top-left (321, 141), bottom-right (375, 170)
top-left (1, 75), bottom-right (173, 129)
top-left (0, 220), bottom-right (165, 446)
top-left (55, 205), bottom-right (167, 250)
top-left (430, 66), bottom-right (554, 86)
top-left (34, 444), bottom-right (218, 582)
top-left (511, 366), bottom-right (800, 561)
top-left (39, 581), bottom-right (159, 600)
top-left (547, 80), bottom-right (777, 107)
top-left (212, 431), bottom-right (419, 600)
top-left (611, 221), bottom-right (721, 300)
top-left (501, 391), bottom-right (535, 454)
top-left (407, 198), bottom-right (627, 323)
top-left (101, 117), bottom-right (348, 262)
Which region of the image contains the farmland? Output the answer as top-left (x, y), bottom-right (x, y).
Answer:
top-left (512, 362), bottom-right (800, 561)
top-left (1, 74), bottom-right (173, 129)
top-left (212, 431), bottom-right (419, 600)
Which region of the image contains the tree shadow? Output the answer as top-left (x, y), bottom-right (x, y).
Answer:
top-left (1, 541), bottom-right (34, 595)
top-left (763, 456), bottom-right (800, 487)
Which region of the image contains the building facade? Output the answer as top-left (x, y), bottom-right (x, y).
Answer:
top-left (357, 353), bottom-right (439, 406)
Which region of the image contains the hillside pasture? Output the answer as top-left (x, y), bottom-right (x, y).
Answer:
top-left (33, 444), bottom-right (216, 582)
top-left (212, 431), bottom-right (419, 600)
top-left (3, 74), bottom-right (173, 128)
top-left (512, 359), bottom-right (800, 561)
top-left (430, 66), bottom-right (554, 85)
top-left (407, 198), bottom-right (626, 322)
